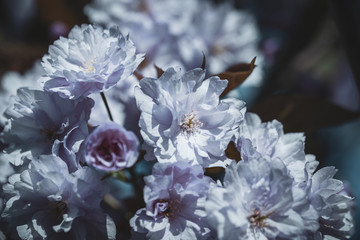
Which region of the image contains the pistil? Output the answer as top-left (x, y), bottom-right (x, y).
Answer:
top-left (180, 111), bottom-right (203, 134)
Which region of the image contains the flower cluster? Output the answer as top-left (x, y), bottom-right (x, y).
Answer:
top-left (1, 155), bottom-right (116, 240)
top-left (0, 2), bottom-right (356, 240)
top-left (0, 23), bottom-right (143, 239)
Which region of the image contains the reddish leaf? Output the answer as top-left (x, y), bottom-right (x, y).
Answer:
top-left (250, 94), bottom-right (360, 132)
top-left (218, 57), bottom-right (257, 97)
top-left (133, 70), bottom-right (144, 81)
top-left (154, 64), bottom-right (165, 78)
top-left (225, 141), bottom-right (241, 162)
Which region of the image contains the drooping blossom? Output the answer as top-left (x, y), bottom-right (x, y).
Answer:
top-left (205, 158), bottom-right (319, 240)
top-left (41, 24), bottom-right (144, 99)
top-left (304, 166), bottom-right (355, 239)
top-left (84, 122), bottom-right (139, 171)
top-left (135, 67), bottom-right (246, 167)
top-left (85, 0), bottom-right (263, 86)
top-left (0, 88), bottom-right (94, 171)
top-left (0, 155), bottom-right (116, 240)
top-left (130, 162), bottom-right (214, 239)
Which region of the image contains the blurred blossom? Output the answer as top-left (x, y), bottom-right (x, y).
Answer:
top-left (206, 158), bottom-right (318, 240)
top-left (130, 162), bottom-right (214, 239)
top-left (41, 24), bottom-right (144, 99)
top-left (331, 59), bottom-right (360, 112)
top-left (85, 0), bottom-right (264, 86)
top-left (0, 61), bottom-right (44, 125)
top-left (135, 67), bottom-right (246, 167)
top-left (0, 88), bottom-right (94, 172)
top-left (0, 155), bottom-right (116, 240)
top-left (49, 21), bottom-right (69, 41)
top-left (261, 38), bottom-right (281, 66)
top-left (84, 122), bottom-right (139, 171)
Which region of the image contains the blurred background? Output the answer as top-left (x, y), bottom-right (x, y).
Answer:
top-left (0, 0), bottom-right (359, 238)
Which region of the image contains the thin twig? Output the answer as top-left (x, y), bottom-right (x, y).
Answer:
top-left (100, 92), bottom-right (114, 121)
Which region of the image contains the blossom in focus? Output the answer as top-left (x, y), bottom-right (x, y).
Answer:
top-left (205, 158), bottom-right (318, 240)
top-left (41, 24), bottom-right (144, 99)
top-left (130, 162), bottom-right (214, 239)
top-left (84, 122), bottom-right (139, 171)
top-left (85, 0), bottom-right (263, 86)
top-left (0, 155), bottom-right (116, 240)
top-left (135, 67), bottom-right (246, 167)
top-left (0, 88), bottom-right (94, 171)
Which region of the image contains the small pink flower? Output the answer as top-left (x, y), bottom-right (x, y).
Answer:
top-left (85, 122), bottom-right (139, 171)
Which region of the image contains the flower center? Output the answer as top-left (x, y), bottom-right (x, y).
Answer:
top-left (180, 111), bottom-right (203, 134)
top-left (153, 199), bottom-right (181, 220)
top-left (92, 138), bottom-right (123, 164)
top-left (248, 209), bottom-right (275, 229)
top-left (40, 128), bottom-right (60, 143)
top-left (49, 201), bottom-right (68, 220)
top-left (81, 60), bottom-right (96, 73)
